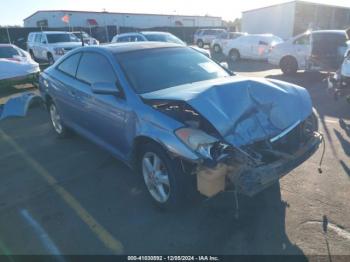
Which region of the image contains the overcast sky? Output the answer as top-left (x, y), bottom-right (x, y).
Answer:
top-left (1, 0), bottom-right (350, 26)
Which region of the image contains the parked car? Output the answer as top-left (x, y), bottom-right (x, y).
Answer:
top-left (194, 28), bottom-right (227, 48)
top-left (27, 31), bottom-right (83, 65)
top-left (39, 42), bottom-right (321, 210)
top-left (0, 44), bottom-right (40, 86)
top-left (111, 31), bottom-right (210, 57)
top-left (268, 30), bottom-right (350, 75)
top-left (327, 48), bottom-right (350, 101)
top-left (211, 32), bottom-right (247, 53)
top-left (72, 31), bottom-right (99, 45)
top-left (223, 34), bottom-right (283, 62)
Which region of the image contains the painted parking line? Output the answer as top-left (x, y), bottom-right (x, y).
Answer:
top-left (0, 129), bottom-right (124, 255)
top-left (20, 209), bottom-right (63, 258)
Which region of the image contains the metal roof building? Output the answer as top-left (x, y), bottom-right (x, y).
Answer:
top-left (23, 10), bottom-right (223, 28)
top-left (242, 1), bottom-right (350, 39)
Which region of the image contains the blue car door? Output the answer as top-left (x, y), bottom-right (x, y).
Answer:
top-left (74, 52), bottom-right (132, 158)
top-left (51, 52), bottom-right (82, 126)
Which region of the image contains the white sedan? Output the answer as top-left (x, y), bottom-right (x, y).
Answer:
top-left (222, 34), bottom-right (283, 62)
top-left (0, 44), bottom-right (40, 84)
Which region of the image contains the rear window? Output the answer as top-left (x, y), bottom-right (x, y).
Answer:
top-left (313, 33), bottom-right (347, 47)
top-left (57, 53), bottom-right (82, 77)
top-left (143, 34), bottom-right (185, 45)
top-left (0, 46), bottom-right (20, 58)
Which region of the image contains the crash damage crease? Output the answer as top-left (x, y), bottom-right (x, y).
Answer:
top-left (142, 77), bottom-right (322, 197)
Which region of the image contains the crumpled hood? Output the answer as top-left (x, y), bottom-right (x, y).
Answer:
top-left (141, 76), bottom-right (312, 147)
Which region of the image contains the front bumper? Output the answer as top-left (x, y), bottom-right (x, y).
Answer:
top-left (235, 132), bottom-right (322, 197)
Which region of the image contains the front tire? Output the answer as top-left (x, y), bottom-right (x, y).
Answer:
top-left (139, 143), bottom-right (188, 210)
top-left (48, 53), bottom-right (55, 65)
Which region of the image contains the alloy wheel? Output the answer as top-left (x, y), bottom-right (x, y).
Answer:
top-left (142, 152), bottom-right (170, 203)
top-left (50, 104), bottom-right (63, 134)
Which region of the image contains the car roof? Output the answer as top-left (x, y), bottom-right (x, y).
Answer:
top-left (41, 31), bottom-right (74, 34)
top-left (86, 42), bottom-right (184, 54)
top-left (312, 30), bottom-right (345, 35)
top-left (140, 31), bottom-right (171, 35)
top-left (114, 32), bottom-right (144, 37)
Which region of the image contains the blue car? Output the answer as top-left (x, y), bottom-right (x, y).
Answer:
top-left (39, 42), bottom-right (321, 210)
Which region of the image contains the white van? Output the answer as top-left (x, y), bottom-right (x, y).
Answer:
top-left (268, 30), bottom-right (350, 75)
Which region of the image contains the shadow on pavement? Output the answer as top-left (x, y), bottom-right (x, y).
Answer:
top-left (334, 129), bottom-right (350, 157)
top-left (339, 160), bottom-right (350, 178)
top-left (190, 182), bottom-right (307, 257)
top-left (339, 119), bottom-right (350, 138)
top-left (0, 107), bottom-right (308, 257)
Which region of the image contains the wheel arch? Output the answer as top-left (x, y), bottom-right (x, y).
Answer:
top-left (279, 55), bottom-right (299, 69)
top-left (130, 136), bottom-right (170, 170)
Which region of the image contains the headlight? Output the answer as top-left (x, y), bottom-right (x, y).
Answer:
top-left (54, 48), bottom-right (65, 55)
top-left (175, 128), bottom-right (218, 159)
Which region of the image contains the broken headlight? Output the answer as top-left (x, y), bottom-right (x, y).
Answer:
top-left (175, 128), bottom-right (218, 159)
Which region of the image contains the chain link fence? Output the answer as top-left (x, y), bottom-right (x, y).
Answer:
top-left (0, 26), bottom-right (226, 50)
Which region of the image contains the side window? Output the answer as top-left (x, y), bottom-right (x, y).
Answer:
top-left (57, 53), bottom-right (82, 77)
top-left (76, 52), bottom-right (117, 85)
top-left (117, 36), bottom-right (128, 42)
top-left (28, 34), bottom-right (34, 42)
top-left (294, 34), bottom-right (310, 45)
top-left (34, 33), bottom-right (42, 43)
top-left (41, 35), bottom-right (47, 44)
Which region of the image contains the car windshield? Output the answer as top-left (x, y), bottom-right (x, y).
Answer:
top-left (143, 33), bottom-right (185, 45)
top-left (47, 33), bottom-right (80, 43)
top-left (0, 46), bottom-right (20, 58)
top-left (116, 47), bottom-right (230, 94)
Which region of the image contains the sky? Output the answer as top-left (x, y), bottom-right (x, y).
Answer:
top-left (1, 0), bottom-right (350, 26)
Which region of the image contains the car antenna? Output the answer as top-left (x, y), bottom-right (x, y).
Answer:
top-left (80, 29), bottom-right (84, 46)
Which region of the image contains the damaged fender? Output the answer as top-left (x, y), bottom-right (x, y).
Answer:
top-left (0, 92), bottom-right (43, 121)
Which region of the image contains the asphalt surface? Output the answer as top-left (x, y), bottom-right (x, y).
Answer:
top-left (0, 59), bottom-right (350, 257)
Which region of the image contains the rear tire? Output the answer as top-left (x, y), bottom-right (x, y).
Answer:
top-left (229, 49), bottom-right (240, 62)
top-left (197, 39), bottom-right (204, 48)
top-left (48, 101), bottom-right (69, 138)
top-left (139, 142), bottom-right (189, 211)
top-left (213, 44), bottom-right (221, 53)
top-left (280, 56), bottom-right (298, 76)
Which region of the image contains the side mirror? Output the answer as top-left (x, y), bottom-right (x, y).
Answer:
top-left (42, 40), bottom-right (47, 44)
top-left (91, 82), bottom-right (121, 96)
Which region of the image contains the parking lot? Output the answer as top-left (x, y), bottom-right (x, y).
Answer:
top-left (0, 59), bottom-right (350, 257)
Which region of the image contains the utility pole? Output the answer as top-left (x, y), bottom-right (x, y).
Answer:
top-left (6, 26), bottom-right (11, 43)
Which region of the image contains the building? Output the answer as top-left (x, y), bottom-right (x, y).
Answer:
top-left (242, 1), bottom-right (350, 40)
top-left (23, 10), bottom-right (223, 28)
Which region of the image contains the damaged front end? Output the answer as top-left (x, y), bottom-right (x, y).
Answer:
top-left (195, 112), bottom-right (322, 198)
top-left (142, 77), bottom-right (322, 198)
top-left (145, 98), bottom-right (322, 198)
